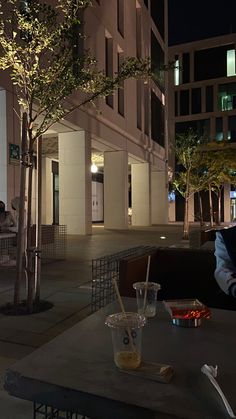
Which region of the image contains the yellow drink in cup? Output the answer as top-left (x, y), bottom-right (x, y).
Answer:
top-left (105, 312), bottom-right (146, 370)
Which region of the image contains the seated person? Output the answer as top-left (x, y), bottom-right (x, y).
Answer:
top-left (0, 200), bottom-right (16, 233)
top-left (214, 225), bottom-right (236, 298)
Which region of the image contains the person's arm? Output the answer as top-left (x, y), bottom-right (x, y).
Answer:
top-left (214, 232), bottom-right (236, 297)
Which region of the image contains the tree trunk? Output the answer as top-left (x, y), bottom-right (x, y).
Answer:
top-left (35, 136), bottom-right (42, 303)
top-left (183, 172), bottom-right (190, 240)
top-left (208, 184), bottom-right (214, 227)
top-left (26, 132), bottom-right (35, 313)
top-left (198, 191), bottom-right (204, 227)
top-left (183, 197), bottom-right (189, 239)
top-left (14, 112), bottom-right (27, 307)
top-left (216, 189), bottom-right (221, 226)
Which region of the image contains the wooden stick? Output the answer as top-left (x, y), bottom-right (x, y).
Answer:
top-left (143, 255), bottom-right (151, 312)
top-left (112, 278), bottom-right (135, 352)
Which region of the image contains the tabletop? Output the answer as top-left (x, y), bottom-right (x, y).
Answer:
top-left (4, 299), bottom-right (236, 419)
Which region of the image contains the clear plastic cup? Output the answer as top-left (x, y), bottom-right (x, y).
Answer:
top-left (133, 282), bottom-right (161, 318)
top-left (105, 312), bottom-right (146, 370)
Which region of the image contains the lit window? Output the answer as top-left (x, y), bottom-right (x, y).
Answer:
top-left (221, 95), bottom-right (233, 111)
top-left (227, 50), bottom-right (236, 77)
top-left (174, 59), bottom-right (179, 86)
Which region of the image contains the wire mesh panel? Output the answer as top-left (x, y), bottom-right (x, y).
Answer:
top-left (33, 403), bottom-right (87, 419)
top-left (0, 233), bottom-right (17, 266)
top-left (40, 225), bottom-right (67, 263)
top-left (91, 246), bottom-right (157, 312)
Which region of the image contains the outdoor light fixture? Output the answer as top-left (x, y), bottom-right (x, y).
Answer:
top-left (91, 163), bottom-right (98, 173)
top-left (160, 236), bottom-right (166, 240)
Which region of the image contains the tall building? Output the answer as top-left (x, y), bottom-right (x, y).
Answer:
top-left (168, 33), bottom-right (236, 223)
top-left (0, 0), bottom-right (169, 234)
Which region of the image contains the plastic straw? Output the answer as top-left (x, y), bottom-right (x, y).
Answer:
top-left (112, 278), bottom-right (135, 351)
top-left (143, 255), bottom-right (151, 312)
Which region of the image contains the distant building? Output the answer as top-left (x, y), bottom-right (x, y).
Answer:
top-left (168, 33), bottom-right (236, 223)
top-left (0, 0), bottom-right (169, 234)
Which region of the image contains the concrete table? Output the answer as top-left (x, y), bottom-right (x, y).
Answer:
top-left (4, 299), bottom-right (236, 419)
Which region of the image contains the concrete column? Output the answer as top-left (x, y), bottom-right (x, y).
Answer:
top-left (104, 150), bottom-right (128, 229)
top-left (131, 163), bottom-right (151, 226)
top-left (169, 200), bottom-right (176, 222)
top-left (42, 157), bottom-right (53, 225)
top-left (0, 90), bottom-right (7, 205)
top-left (151, 171), bottom-right (168, 224)
top-left (58, 130), bottom-right (92, 235)
top-left (224, 183), bottom-right (231, 222)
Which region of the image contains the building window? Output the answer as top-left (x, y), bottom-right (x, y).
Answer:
top-left (176, 119), bottom-right (210, 141)
top-left (206, 86), bottom-right (213, 112)
top-left (151, 91), bottom-right (165, 147)
top-left (105, 36), bottom-right (113, 108)
top-left (175, 91), bottom-right (178, 116)
top-left (218, 83), bottom-right (236, 111)
top-left (118, 51), bottom-right (124, 116)
top-left (117, 0), bottom-right (124, 37)
top-left (179, 90), bottom-right (189, 116)
top-left (137, 79), bottom-right (142, 130)
top-left (174, 57), bottom-right (180, 86)
top-left (191, 88), bottom-right (201, 114)
top-left (227, 49), bottom-right (236, 77)
top-left (228, 116), bottom-right (236, 142)
top-left (136, 6), bottom-right (141, 59)
top-left (194, 44), bottom-right (235, 81)
top-left (144, 83), bottom-right (149, 135)
top-left (150, 0), bottom-right (164, 40)
top-left (182, 53), bottom-right (190, 84)
top-left (151, 30), bottom-right (164, 92)
top-left (216, 117), bottom-right (223, 142)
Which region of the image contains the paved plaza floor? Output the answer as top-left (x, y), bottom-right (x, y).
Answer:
top-left (0, 223), bottom-right (199, 418)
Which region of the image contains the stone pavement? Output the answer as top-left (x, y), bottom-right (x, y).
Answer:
top-left (0, 223), bottom-right (195, 418)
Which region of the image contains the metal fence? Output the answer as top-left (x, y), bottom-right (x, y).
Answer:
top-left (34, 403), bottom-right (87, 419)
top-left (0, 233), bottom-right (17, 266)
top-left (0, 225), bottom-right (67, 267)
top-left (40, 225), bottom-right (67, 263)
top-left (91, 246), bottom-right (157, 312)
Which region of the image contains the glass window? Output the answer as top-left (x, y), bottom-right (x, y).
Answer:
top-left (194, 44), bottom-right (234, 81)
top-left (216, 117), bottom-right (223, 142)
top-left (137, 79), bottom-right (142, 130)
top-left (175, 91), bottom-right (178, 116)
top-left (174, 57), bottom-right (180, 86)
top-left (136, 6), bottom-right (141, 59)
top-left (151, 30), bottom-right (164, 92)
top-left (117, 0), bottom-right (124, 37)
top-left (228, 116), bottom-right (236, 142)
top-left (105, 36), bottom-right (113, 108)
top-left (151, 91), bottom-right (165, 147)
top-left (150, 0), bottom-right (164, 40)
top-left (176, 119), bottom-right (210, 141)
top-left (179, 90), bottom-right (189, 116)
top-left (218, 83), bottom-right (236, 111)
top-left (206, 86), bottom-right (213, 112)
top-left (144, 84), bottom-right (149, 135)
top-left (182, 53), bottom-right (190, 84)
top-left (191, 88), bottom-right (201, 114)
top-left (227, 50), bottom-right (236, 77)
top-left (118, 52), bottom-right (124, 116)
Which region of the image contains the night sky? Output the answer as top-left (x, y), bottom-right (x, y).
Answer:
top-left (168, 0), bottom-right (236, 45)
